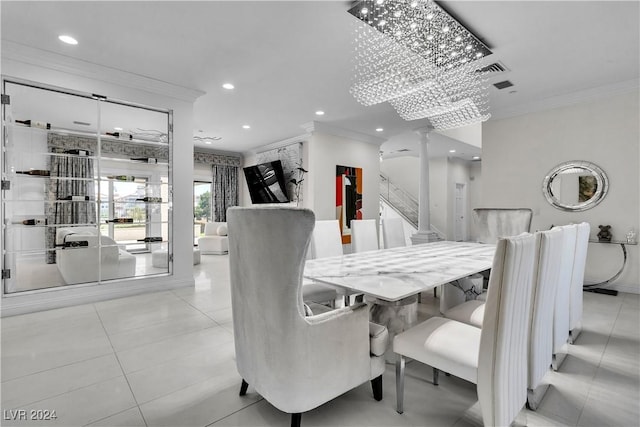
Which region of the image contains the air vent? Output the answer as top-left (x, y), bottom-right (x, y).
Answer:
top-left (493, 80), bottom-right (514, 90)
top-left (73, 121), bottom-right (91, 126)
top-left (476, 61), bottom-right (509, 74)
top-left (397, 148), bottom-right (410, 152)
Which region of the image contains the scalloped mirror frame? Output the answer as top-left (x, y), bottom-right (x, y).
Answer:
top-left (542, 161), bottom-right (609, 212)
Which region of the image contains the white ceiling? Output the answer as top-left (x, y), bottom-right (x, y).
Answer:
top-left (1, 1), bottom-right (638, 160)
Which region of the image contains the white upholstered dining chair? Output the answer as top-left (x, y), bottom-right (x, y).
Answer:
top-left (569, 222), bottom-right (590, 343)
top-left (309, 220), bottom-right (343, 259)
top-left (393, 233), bottom-right (536, 427)
top-left (443, 228), bottom-right (564, 410)
top-left (301, 220), bottom-right (341, 307)
top-left (228, 207), bottom-right (387, 427)
top-left (382, 217), bottom-right (406, 249)
top-left (552, 224), bottom-right (577, 370)
top-left (526, 227), bottom-right (564, 409)
top-left (351, 219), bottom-right (380, 252)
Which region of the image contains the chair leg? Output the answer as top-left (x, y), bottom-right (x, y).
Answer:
top-left (433, 367), bottom-right (439, 386)
top-left (371, 375), bottom-right (383, 401)
top-left (291, 413), bottom-right (302, 427)
top-left (396, 355), bottom-right (405, 414)
top-left (239, 379), bottom-right (248, 396)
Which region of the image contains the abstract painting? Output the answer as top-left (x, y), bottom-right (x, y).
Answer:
top-left (336, 165), bottom-right (363, 244)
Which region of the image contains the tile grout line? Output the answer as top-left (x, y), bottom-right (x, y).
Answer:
top-left (573, 297), bottom-right (624, 426)
top-left (91, 303), bottom-right (149, 427)
top-left (204, 398), bottom-right (265, 427)
top-left (170, 289), bottom-right (232, 328)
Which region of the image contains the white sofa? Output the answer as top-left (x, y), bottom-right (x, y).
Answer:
top-left (198, 222), bottom-right (229, 254)
top-left (56, 227), bottom-right (136, 285)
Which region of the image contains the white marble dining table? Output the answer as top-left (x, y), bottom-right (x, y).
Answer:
top-left (304, 240), bottom-right (496, 303)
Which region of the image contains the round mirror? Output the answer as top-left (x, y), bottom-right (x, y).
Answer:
top-left (542, 161), bottom-right (609, 211)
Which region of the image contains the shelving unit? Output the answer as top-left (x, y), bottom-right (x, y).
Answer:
top-left (1, 77), bottom-right (173, 294)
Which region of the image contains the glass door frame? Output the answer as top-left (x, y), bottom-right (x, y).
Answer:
top-left (1, 75), bottom-right (174, 295)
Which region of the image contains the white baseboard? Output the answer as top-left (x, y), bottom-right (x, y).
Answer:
top-left (1, 276), bottom-right (194, 317)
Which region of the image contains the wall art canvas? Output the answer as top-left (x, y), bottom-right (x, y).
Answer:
top-left (256, 142), bottom-right (303, 203)
top-left (336, 165), bottom-right (363, 244)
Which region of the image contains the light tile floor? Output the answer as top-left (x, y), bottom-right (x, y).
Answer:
top-left (1, 254), bottom-right (639, 427)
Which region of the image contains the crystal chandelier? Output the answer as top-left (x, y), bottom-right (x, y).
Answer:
top-left (348, 0), bottom-right (492, 130)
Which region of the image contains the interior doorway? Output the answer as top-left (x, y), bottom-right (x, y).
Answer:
top-left (453, 183), bottom-right (467, 242)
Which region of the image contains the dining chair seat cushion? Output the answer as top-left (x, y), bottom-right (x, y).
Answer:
top-left (369, 322), bottom-right (389, 357)
top-left (305, 302), bottom-right (332, 315)
top-left (393, 316), bottom-right (481, 384)
top-left (443, 299), bottom-right (485, 328)
top-left (302, 280), bottom-right (338, 304)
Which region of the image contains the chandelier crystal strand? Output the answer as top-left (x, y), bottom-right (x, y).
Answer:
top-left (349, 0), bottom-right (492, 130)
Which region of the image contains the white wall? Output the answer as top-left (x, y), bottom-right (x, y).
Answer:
top-left (1, 55), bottom-right (199, 315)
top-left (380, 156), bottom-right (420, 199)
top-left (482, 91), bottom-right (639, 293)
top-left (307, 131), bottom-right (380, 222)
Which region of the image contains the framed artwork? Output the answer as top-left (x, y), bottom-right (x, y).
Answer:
top-left (336, 165), bottom-right (363, 244)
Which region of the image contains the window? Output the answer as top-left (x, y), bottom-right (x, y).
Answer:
top-left (193, 181), bottom-right (212, 244)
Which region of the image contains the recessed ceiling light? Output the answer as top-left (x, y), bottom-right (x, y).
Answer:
top-left (205, 141), bottom-right (212, 145)
top-left (222, 83), bottom-right (235, 90)
top-left (58, 35), bottom-right (78, 45)
top-left (376, 128), bottom-right (384, 132)
top-left (242, 125), bottom-right (251, 129)
top-left (315, 110), bottom-right (325, 116)
top-left (473, 156), bottom-right (481, 160)
top-left (114, 127), bottom-right (123, 131)
top-left (449, 149), bottom-right (456, 153)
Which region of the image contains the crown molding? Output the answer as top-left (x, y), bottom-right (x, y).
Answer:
top-left (304, 121), bottom-right (387, 146)
top-left (2, 41), bottom-right (205, 103)
top-left (249, 133), bottom-right (311, 156)
top-left (490, 79), bottom-right (640, 120)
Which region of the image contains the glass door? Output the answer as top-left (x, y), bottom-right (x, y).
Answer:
top-left (1, 77), bottom-right (173, 294)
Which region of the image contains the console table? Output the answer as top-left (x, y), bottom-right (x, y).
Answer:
top-left (584, 239), bottom-right (637, 295)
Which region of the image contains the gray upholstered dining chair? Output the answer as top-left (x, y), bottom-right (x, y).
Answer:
top-left (471, 208), bottom-right (533, 244)
top-left (569, 222), bottom-right (590, 343)
top-left (227, 207), bottom-right (387, 427)
top-left (351, 219), bottom-right (380, 252)
top-left (447, 207), bottom-right (533, 310)
top-left (393, 233), bottom-right (536, 427)
top-left (382, 217), bottom-right (406, 249)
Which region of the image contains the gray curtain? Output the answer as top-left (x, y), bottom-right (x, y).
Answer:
top-left (45, 148), bottom-right (96, 263)
top-left (212, 164), bottom-right (238, 222)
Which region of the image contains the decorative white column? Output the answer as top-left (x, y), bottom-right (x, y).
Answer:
top-left (411, 126), bottom-right (440, 244)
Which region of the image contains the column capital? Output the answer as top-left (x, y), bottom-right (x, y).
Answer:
top-left (413, 125), bottom-right (435, 139)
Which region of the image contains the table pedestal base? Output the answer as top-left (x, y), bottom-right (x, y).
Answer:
top-left (369, 296), bottom-right (418, 362)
